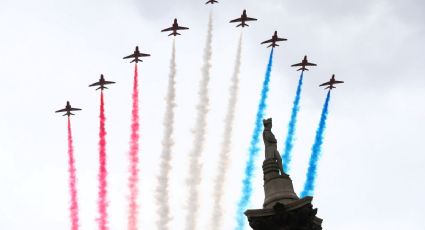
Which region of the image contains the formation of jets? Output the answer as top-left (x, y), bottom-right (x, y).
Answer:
top-left (261, 31), bottom-right (287, 48)
top-left (57, 5), bottom-right (344, 117)
top-left (55, 101), bottom-right (82, 117)
top-left (161, 19), bottom-right (189, 36)
top-left (89, 74), bottom-right (116, 90)
top-left (229, 10), bottom-right (257, 27)
top-left (291, 56), bottom-right (317, 72)
top-left (123, 46), bottom-right (150, 63)
top-left (319, 75), bottom-right (344, 90)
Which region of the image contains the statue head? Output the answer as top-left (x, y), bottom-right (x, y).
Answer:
top-left (263, 118), bottom-right (272, 130)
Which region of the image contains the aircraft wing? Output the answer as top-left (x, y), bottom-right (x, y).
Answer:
top-left (161, 27), bottom-right (174, 32)
top-left (276, 38), bottom-right (287, 41)
top-left (261, 39), bottom-right (273, 44)
top-left (305, 62), bottom-right (317, 66)
top-left (123, 54), bottom-right (136, 59)
top-left (140, 53), bottom-right (151, 57)
top-left (334, 80), bottom-right (344, 84)
top-left (55, 108), bottom-right (67, 113)
top-left (69, 108), bottom-right (82, 111)
top-left (177, 26), bottom-right (189, 30)
top-left (230, 18), bottom-right (243, 23)
top-left (291, 63), bottom-right (303, 67)
top-left (104, 81), bottom-right (116, 84)
top-left (319, 82), bottom-right (331, 86)
top-left (89, 82), bottom-right (101, 87)
top-left (245, 17), bottom-right (257, 21)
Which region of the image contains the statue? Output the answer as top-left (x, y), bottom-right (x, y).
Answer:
top-left (263, 118), bottom-right (284, 175)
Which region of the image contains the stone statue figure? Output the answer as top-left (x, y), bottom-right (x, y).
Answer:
top-left (263, 118), bottom-right (284, 175)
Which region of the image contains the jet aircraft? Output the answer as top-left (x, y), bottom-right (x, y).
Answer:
top-left (291, 56), bottom-right (317, 71)
top-left (229, 10), bottom-right (257, 27)
top-left (205, 0), bottom-right (218, 4)
top-left (55, 101), bottom-right (82, 116)
top-left (261, 31), bottom-right (287, 48)
top-left (319, 75), bottom-right (344, 90)
top-left (89, 74), bottom-right (115, 90)
top-left (123, 46), bottom-right (150, 63)
top-left (161, 19), bottom-right (189, 36)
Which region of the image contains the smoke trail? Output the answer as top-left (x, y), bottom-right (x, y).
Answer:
top-left (301, 90), bottom-right (331, 198)
top-left (97, 91), bottom-right (109, 230)
top-left (282, 72), bottom-right (304, 173)
top-left (128, 64), bottom-right (140, 230)
top-left (67, 117), bottom-right (80, 230)
top-left (235, 49), bottom-right (274, 230)
top-left (156, 39), bottom-right (176, 230)
top-left (211, 32), bottom-right (243, 230)
top-left (185, 12), bottom-right (213, 230)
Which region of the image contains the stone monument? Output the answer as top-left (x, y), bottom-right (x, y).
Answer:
top-left (244, 118), bottom-right (323, 230)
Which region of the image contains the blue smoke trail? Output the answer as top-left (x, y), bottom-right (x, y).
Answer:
top-left (301, 90), bottom-right (331, 198)
top-left (282, 72), bottom-right (304, 173)
top-left (235, 48), bottom-right (274, 230)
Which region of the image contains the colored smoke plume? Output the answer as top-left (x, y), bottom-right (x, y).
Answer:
top-left (185, 12), bottom-right (213, 230)
top-left (282, 72), bottom-right (304, 173)
top-left (128, 64), bottom-right (140, 230)
top-left (156, 39), bottom-right (177, 230)
top-left (211, 32), bottom-right (243, 230)
top-left (235, 48), bottom-right (274, 230)
top-left (301, 90), bottom-right (331, 198)
top-left (67, 117), bottom-right (80, 230)
top-left (97, 91), bottom-right (109, 230)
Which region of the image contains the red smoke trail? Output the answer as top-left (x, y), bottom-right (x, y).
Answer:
top-left (97, 91), bottom-right (109, 230)
top-left (67, 117), bottom-right (79, 230)
top-left (128, 63), bottom-right (140, 230)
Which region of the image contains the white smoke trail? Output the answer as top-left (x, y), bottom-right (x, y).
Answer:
top-left (156, 39), bottom-right (176, 230)
top-left (210, 32), bottom-right (243, 230)
top-left (185, 12), bottom-right (213, 230)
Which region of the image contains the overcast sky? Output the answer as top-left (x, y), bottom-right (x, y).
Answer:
top-left (0, 0), bottom-right (424, 229)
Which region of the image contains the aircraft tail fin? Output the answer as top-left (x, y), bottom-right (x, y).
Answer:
top-left (130, 58), bottom-right (142, 63)
top-left (236, 23), bottom-right (242, 27)
top-left (169, 32), bottom-right (181, 36)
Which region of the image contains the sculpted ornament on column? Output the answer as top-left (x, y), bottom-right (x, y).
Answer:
top-left (262, 118), bottom-right (285, 175)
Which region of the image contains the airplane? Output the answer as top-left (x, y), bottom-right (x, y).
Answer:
top-left (261, 31), bottom-right (287, 48)
top-left (123, 46), bottom-right (150, 63)
top-left (319, 74), bottom-right (344, 90)
top-left (55, 101), bottom-right (82, 116)
top-left (89, 74), bottom-right (116, 90)
top-left (291, 55), bottom-right (317, 72)
top-left (205, 0), bottom-right (218, 4)
top-left (161, 18), bottom-right (189, 36)
top-left (229, 10), bottom-right (257, 27)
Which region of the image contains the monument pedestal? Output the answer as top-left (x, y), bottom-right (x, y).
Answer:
top-left (263, 159), bottom-right (299, 208)
top-left (245, 159), bottom-right (322, 230)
